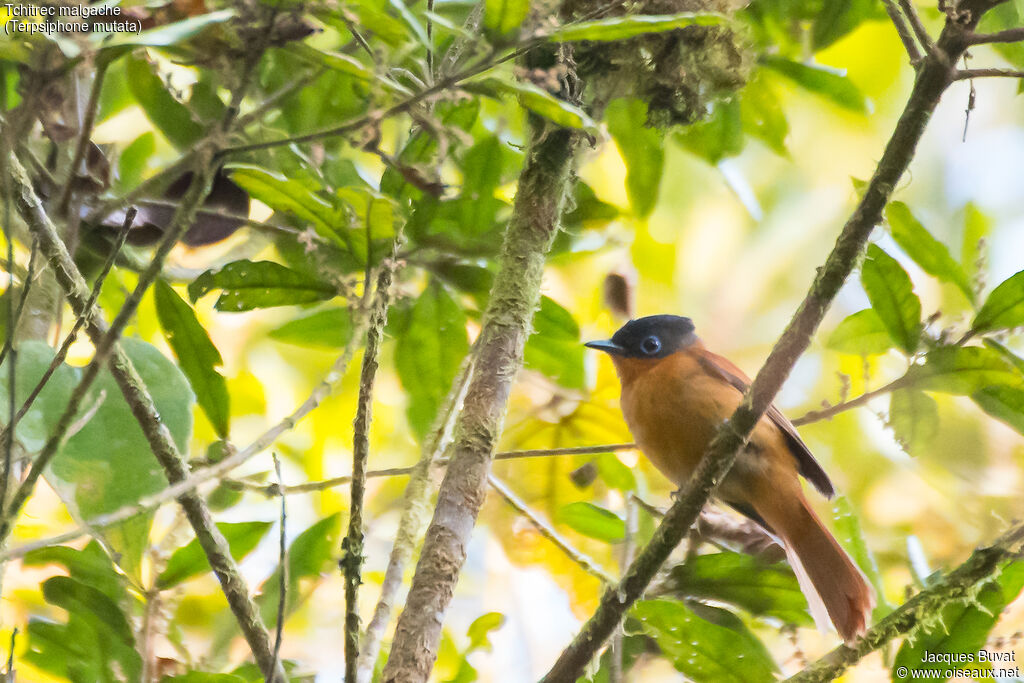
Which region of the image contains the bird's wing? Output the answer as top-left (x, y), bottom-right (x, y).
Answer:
top-left (695, 349), bottom-right (835, 498)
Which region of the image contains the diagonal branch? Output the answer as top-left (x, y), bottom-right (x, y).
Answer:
top-left (785, 520), bottom-right (1024, 682)
top-left (538, 12), bottom-right (981, 683)
top-left (883, 0), bottom-right (924, 63)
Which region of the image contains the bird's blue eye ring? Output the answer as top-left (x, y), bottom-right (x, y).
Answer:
top-left (641, 336), bottom-right (661, 355)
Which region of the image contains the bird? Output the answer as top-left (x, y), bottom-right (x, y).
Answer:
top-left (585, 314), bottom-right (874, 644)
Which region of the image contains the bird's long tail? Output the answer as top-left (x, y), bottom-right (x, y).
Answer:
top-left (759, 494), bottom-right (875, 644)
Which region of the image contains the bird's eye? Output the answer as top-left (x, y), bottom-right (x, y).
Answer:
top-left (640, 336), bottom-right (661, 355)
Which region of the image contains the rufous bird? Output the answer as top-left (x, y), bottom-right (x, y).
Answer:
top-left (586, 315), bottom-right (874, 643)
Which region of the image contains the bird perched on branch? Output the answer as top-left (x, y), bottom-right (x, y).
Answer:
top-left (586, 315), bottom-right (874, 644)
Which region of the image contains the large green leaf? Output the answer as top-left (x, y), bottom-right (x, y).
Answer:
top-left (811, 0), bottom-right (876, 50)
top-left (761, 56), bottom-right (868, 113)
top-left (632, 599), bottom-right (776, 683)
top-left (42, 576), bottom-right (134, 645)
top-left (484, 0), bottom-right (529, 37)
top-left (125, 55), bottom-right (204, 149)
top-left (886, 202), bottom-right (974, 302)
top-left (155, 280), bottom-right (230, 437)
top-left (556, 502), bottom-right (625, 543)
top-left (605, 98), bottom-right (664, 218)
top-left (336, 186), bottom-right (398, 264)
top-left (471, 78), bottom-right (599, 134)
top-left (0, 341), bottom-right (79, 452)
top-left (675, 97), bottom-right (744, 165)
top-left (831, 497), bottom-right (891, 618)
top-left (893, 562), bottom-right (1024, 682)
top-left (826, 308), bottom-right (894, 356)
top-left (22, 541), bottom-right (125, 602)
top-left (524, 296), bottom-right (584, 389)
top-left (157, 521), bottom-right (274, 589)
top-left (394, 281), bottom-right (469, 438)
top-left (972, 269), bottom-right (1024, 334)
top-left (189, 260), bottom-right (338, 311)
top-left (542, 12), bottom-right (724, 42)
top-left (972, 385), bottom-right (1024, 436)
top-left (97, 10), bottom-right (236, 49)
top-left (889, 389), bottom-right (939, 453)
top-left (907, 346), bottom-right (1022, 395)
top-left (46, 339), bottom-right (194, 577)
top-left (663, 551), bottom-right (811, 625)
top-left (269, 308), bottom-right (355, 349)
top-left (229, 165), bottom-right (344, 247)
top-left (740, 73), bottom-right (789, 156)
top-left (861, 244), bottom-right (921, 354)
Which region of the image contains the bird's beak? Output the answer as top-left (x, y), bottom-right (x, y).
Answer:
top-left (584, 339), bottom-right (626, 356)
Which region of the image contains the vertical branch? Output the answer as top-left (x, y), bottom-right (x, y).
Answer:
top-left (380, 70), bottom-right (581, 682)
top-left (343, 239), bottom-right (402, 683)
top-left (272, 453), bottom-right (288, 682)
top-left (539, 11), bottom-right (982, 683)
top-left (356, 349), bottom-right (475, 683)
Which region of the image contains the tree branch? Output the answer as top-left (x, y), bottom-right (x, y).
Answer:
top-left (899, 0), bottom-right (936, 55)
top-left (785, 520), bottom-right (1024, 682)
top-left (954, 67), bottom-right (1024, 79)
top-left (488, 473), bottom-right (616, 583)
top-left (538, 14), bottom-right (978, 683)
top-left (966, 27), bottom-right (1024, 44)
top-left (380, 75), bottom-right (582, 683)
top-left (343, 242), bottom-right (402, 683)
top-left (883, 0), bottom-right (924, 64)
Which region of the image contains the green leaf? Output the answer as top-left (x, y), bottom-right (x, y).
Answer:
top-left (761, 56), bottom-right (868, 113)
top-left (605, 98), bottom-right (664, 218)
top-left (269, 308), bottom-right (354, 349)
top-left (830, 497), bottom-right (891, 618)
top-left (675, 97), bottom-right (744, 164)
top-left (46, 339), bottom-right (194, 577)
top-left (740, 74), bottom-right (789, 156)
top-left (97, 9), bottom-right (236, 49)
top-left (471, 78), bottom-right (599, 134)
top-left (157, 521), bottom-right (274, 589)
top-left (811, 0), bottom-right (875, 50)
top-left (394, 281), bottom-right (469, 438)
top-left (972, 269), bottom-right (1024, 334)
top-left (125, 55), bottom-right (204, 149)
top-left (188, 260), bottom-right (338, 311)
top-left (484, 0), bottom-right (529, 37)
top-left (116, 132), bottom-right (155, 193)
top-left (972, 385), bottom-right (1024, 436)
top-left (556, 502), bottom-right (625, 542)
top-left (286, 43), bottom-right (375, 81)
top-left (983, 339), bottom-right (1024, 374)
top-left (257, 514), bottom-right (342, 624)
top-left (524, 296), bottom-right (584, 389)
top-left (23, 541), bottom-right (125, 602)
top-left (155, 280), bottom-right (230, 438)
top-left (337, 186), bottom-right (398, 263)
top-left (663, 551), bottom-right (811, 625)
top-left (466, 612), bottom-right (505, 651)
top-left (889, 389), bottom-right (939, 453)
top-left (894, 561), bottom-right (1024, 682)
top-left (163, 673), bottom-right (247, 683)
top-left (960, 202), bottom-right (990, 281)
top-left (0, 341), bottom-right (79, 452)
top-left (908, 346), bottom-right (1023, 395)
top-left (885, 202), bottom-right (974, 302)
top-left (229, 165), bottom-right (343, 246)
top-left (826, 309), bottom-right (894, 356)
top-left (861, 244), bottom-right (922, 354)
top-left (632, 599), bottom-right (776, 683)
top-left (542, 12), bottom-right (724, 42)
top-left (42, 576), bottom-right (134, 646)
top-left (595, 453), bottom-right (637, 492)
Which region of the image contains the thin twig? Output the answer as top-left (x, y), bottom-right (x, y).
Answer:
top-left (489, 473), bottom-right (615, 583)
top-left (791, 375), bottom-right (911, 426)
top-left (271, 453), bottom-right (287, 683)
top-left (57, 60), bottom-right (109, 216)
top-left (953, 67), bottom-right (1024, 79)
top-left (898, 0), bottom-right (936, 55)
top-left (344, 241), bottom-right (402, 683)
top-left (966, 27), bottom-right (1024, 44)
top-left (786, 520), bottom-right (1024, 682)
top-left (883, 0), bottom-right (924, 63)
top-left (0, 239), bottom-right (40, 368)
top-left (236, 444), bottom-right (638, 497)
